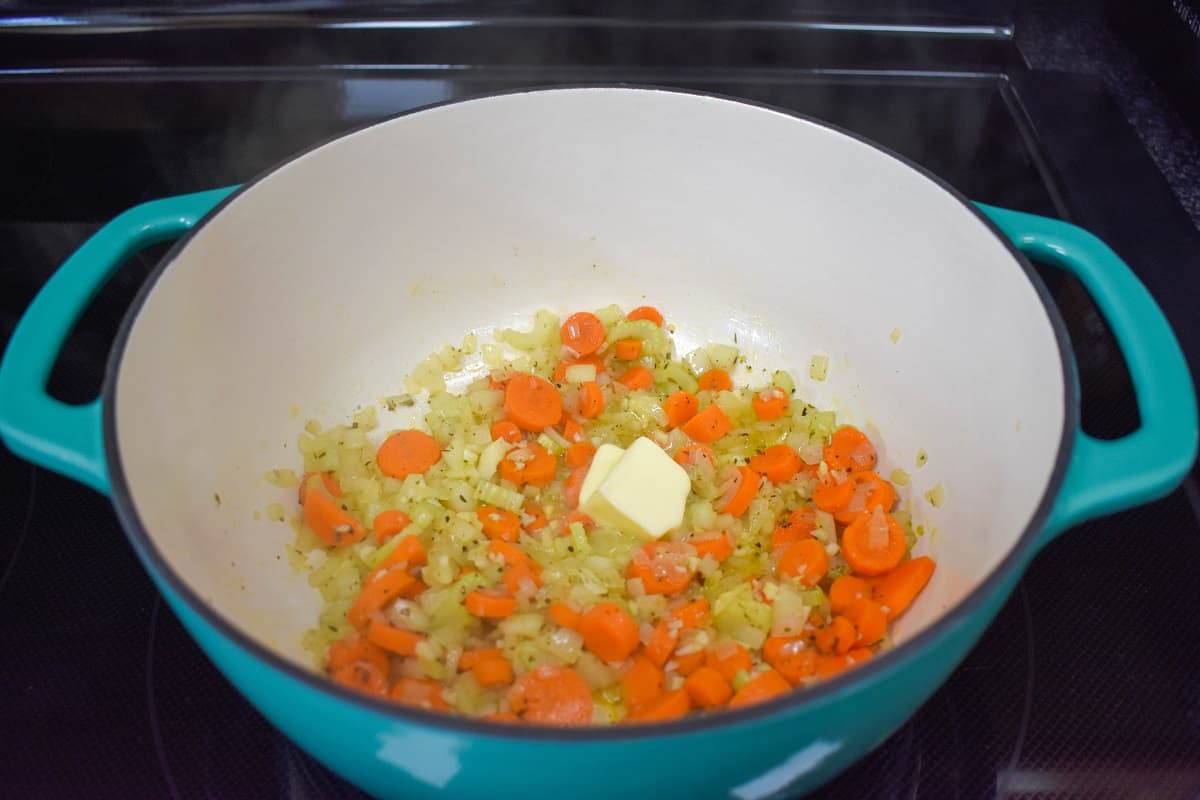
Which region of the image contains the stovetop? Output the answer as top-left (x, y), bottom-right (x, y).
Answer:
top-left (1, 6), bottom-right (1199, 799)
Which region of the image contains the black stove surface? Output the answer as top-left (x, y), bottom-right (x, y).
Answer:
top-left (1, 8), bottom-right (1199, 799)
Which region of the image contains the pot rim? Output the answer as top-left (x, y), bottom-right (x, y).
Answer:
top-left (103, 84), bottom-right (1077, 741)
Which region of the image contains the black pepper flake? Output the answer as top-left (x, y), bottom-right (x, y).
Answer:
top-left (213, 493), bottom-right (221, 507)
top-left (458, 494), bottom-right (467, 503)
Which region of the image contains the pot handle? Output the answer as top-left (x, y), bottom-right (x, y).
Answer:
top-left (977, 204), bottom-right (1198, 544)
top-left (0, 186), bottom-right (237, 496)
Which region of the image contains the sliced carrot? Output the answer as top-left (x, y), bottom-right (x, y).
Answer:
top-left (621, 654), bottom-right (664, 710)
top-left (845, 598), bottom-right (888, 646)
top-left (458, 648), bottom-right (505, 670)
top-left (625, 689), bottom-right (690, 723)
top-left (697, 369), bottom-right (733, 392)
top-left (751, 387), bottom-right (790, 421)
top-left (674, 443), bottom-right (716, 470)
top-left (829, 575), bottom-right (873, 614)
top-left (473, 654), bottom-right (515, 687)
top-left (508, 665), bottom-right (593, 725)
top-left (331, 661), bottom-right (389, 697)
top-left (579, 602), bottom-right (640, 662)
top-left (553, 356), bottom-right (606, 383)
top-left (548, 602), bottom-right (582, 630)
top-left (716, 466), bottom-right (760, 517)
top-left (560, 415), bottom-right (585, 443)
top-left (689, 532), bottom-right (734, 562)
top-left (377, 534), bottom-right (427, 571)
top-left (565, 440), bottom-right (596, 468)
top-left (812, 475), bottom-right (855, 514)
top-left (347, 569), bottom-right (422, 629)
top-left (298, 471), bottom-right (342, 504)
top-left (776, 538), bottom-right (829, 587)
top-left (563, 465), bottom-right (589, 509)
top-left (522, 502), bottom-right (548, 532)
top-left (833, 471), bottom-right (898, 525)
top-left (561, 311), bottom-right (606, 356)
top-left (729, 669), bottom-right (790, 709)
top-left (814, 616), bottom-right (856, 656)
top-left (763, 637), bottom-right (818, 685)
top-left (326, 634), bottom-right (389, 676)
top-left (644, 621), bottom-right (679, 667)
top-left (662, 391), bottom-right (700, 429)
top-left (501, 562), bottom-right (543, 595)
top-left (488, 540), bottom-right (531, 569)
top-left (627, 541), bottom-right (696, 595)
top-left (681, 404), bottom-right (732, 443)
top-left (490, 419), bottom-right (523, 443)
top-left (477, 506), bottom-right (521, 542)
top-left (824, 426), bottom-right (877, 472)
top-left (504, 373), bottom-right (564, 432)
top-left (618, 365), bottom-right (654, 391)
top-left (815, 654), bottom-right (851, 679)
top-left (750, 444), bottom-right (804, 484)
top-left (578, 381), bottom-right (606, 418)
top-left (614, 338), bottom-right (643, 360)
top-left (671, 597), bottom-right (711, 629)
top-left (377, 429), bottom-right (442, 480)
top-left (366, 619), bottom-right (425, 656)
top-left (522, 443), bottom-right (559, 485)
top-left (498, 442), bottom-right (557, 487)
top-left (626, 305), bottom-right (664, 327)
top-left (842, 509), bottom-right (907, 576)
top-left (771, 507), bottom-right (817, 550)
top-left (684, 666), bottom-right (733, 709)
top-left (303, 490), bottom-right (367, 547)
top-left (816, 648), bottom-right (873, 678)
top-left (389, 677), bottom-right (450, 711)
top-left (846, 648), bottom-right (874, 668)
top-left (373, 509), bottom-right (412, 544)
top-left (464, 591), bottom-right (518, 619)
top-left (706, 642), bottom-right (752, 682)
top-left (873, 556), bottom-right (936, 619)
top-left (672, 648), bottom-right (707, 676)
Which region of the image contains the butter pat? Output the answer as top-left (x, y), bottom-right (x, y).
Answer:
top-left (581, 436), bottom-right (690, 539)
top-left (578, 443), bottom-right (625, 507)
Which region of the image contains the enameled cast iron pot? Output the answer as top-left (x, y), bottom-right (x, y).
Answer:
top-left (1, 88), bottom-right (1196, 799)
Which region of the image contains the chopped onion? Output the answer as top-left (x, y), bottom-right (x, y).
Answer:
top-left (867, 506), bottom-right (890, 550)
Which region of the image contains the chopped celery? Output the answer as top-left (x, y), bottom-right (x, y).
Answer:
top-left (810, 410), bottom-right (836, 439)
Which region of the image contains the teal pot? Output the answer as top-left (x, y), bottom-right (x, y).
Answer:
top-left (1, 88), bottom-right (1195, 799)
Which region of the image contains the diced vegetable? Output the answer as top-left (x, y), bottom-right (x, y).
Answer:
top-left (276, 305), bottom-right (938, 725)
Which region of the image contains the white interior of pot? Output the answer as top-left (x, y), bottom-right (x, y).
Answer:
top-left (113, 88), bottom-right (1065, 667)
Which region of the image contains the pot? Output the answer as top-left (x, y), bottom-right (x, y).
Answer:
top-left (1, 87), bottom-right (1195, 799)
